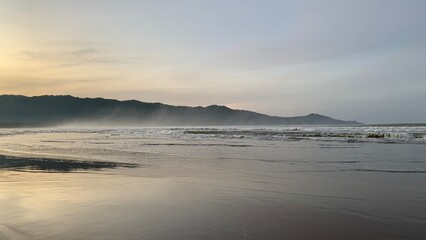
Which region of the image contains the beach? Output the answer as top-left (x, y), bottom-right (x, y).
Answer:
top-left (1, 126), bottom-right (425, 239)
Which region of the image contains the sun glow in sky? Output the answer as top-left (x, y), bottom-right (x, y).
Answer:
top-left (0, 0), bottom-right (425, 123)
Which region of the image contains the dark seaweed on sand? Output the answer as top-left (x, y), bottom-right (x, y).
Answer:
top-left (0, 155), bottom-right (138, 172)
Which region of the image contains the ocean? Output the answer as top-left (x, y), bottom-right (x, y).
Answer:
top-left (0, 125), bottom-right (425, 239)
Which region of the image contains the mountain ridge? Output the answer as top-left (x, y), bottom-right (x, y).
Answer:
top-left (0, 95), bottom-right (361, 127)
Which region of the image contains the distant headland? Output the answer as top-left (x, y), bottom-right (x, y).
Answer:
top-left (0, 95), bottom-right (361, 127)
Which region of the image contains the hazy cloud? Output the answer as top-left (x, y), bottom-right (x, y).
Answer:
top-left (18, 47), bottom-right (139, 68)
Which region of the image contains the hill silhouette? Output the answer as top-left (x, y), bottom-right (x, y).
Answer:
top-left (0, 95), bottom-right (361, 127)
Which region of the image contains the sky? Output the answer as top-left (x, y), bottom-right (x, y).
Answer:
top-left (0, 0), bottom-right (425, 123)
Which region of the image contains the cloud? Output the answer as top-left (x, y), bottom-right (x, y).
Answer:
top-left (18, 47), bottom-right (138, 68)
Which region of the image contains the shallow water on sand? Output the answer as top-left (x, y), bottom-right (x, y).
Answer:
top-left (0, 127), bottom-right (425, 240)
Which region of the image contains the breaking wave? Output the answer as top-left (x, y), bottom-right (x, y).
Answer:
top-left (184, 126), bottom-right (426, 144)
top-left (1, 125), bottom-right (425, 144)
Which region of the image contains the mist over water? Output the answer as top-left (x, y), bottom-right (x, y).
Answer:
top-left (1, 126), bottom-right (425, 239)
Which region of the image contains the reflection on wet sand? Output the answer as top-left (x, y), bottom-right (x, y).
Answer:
top-left (1, 167), bottom-right (425, 240)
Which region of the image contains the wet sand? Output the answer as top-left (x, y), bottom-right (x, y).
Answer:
top-left (1, 156), bottom-right (425, 240)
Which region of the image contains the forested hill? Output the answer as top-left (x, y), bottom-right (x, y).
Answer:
top-left (0, 95), bottom-right (361, 127)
